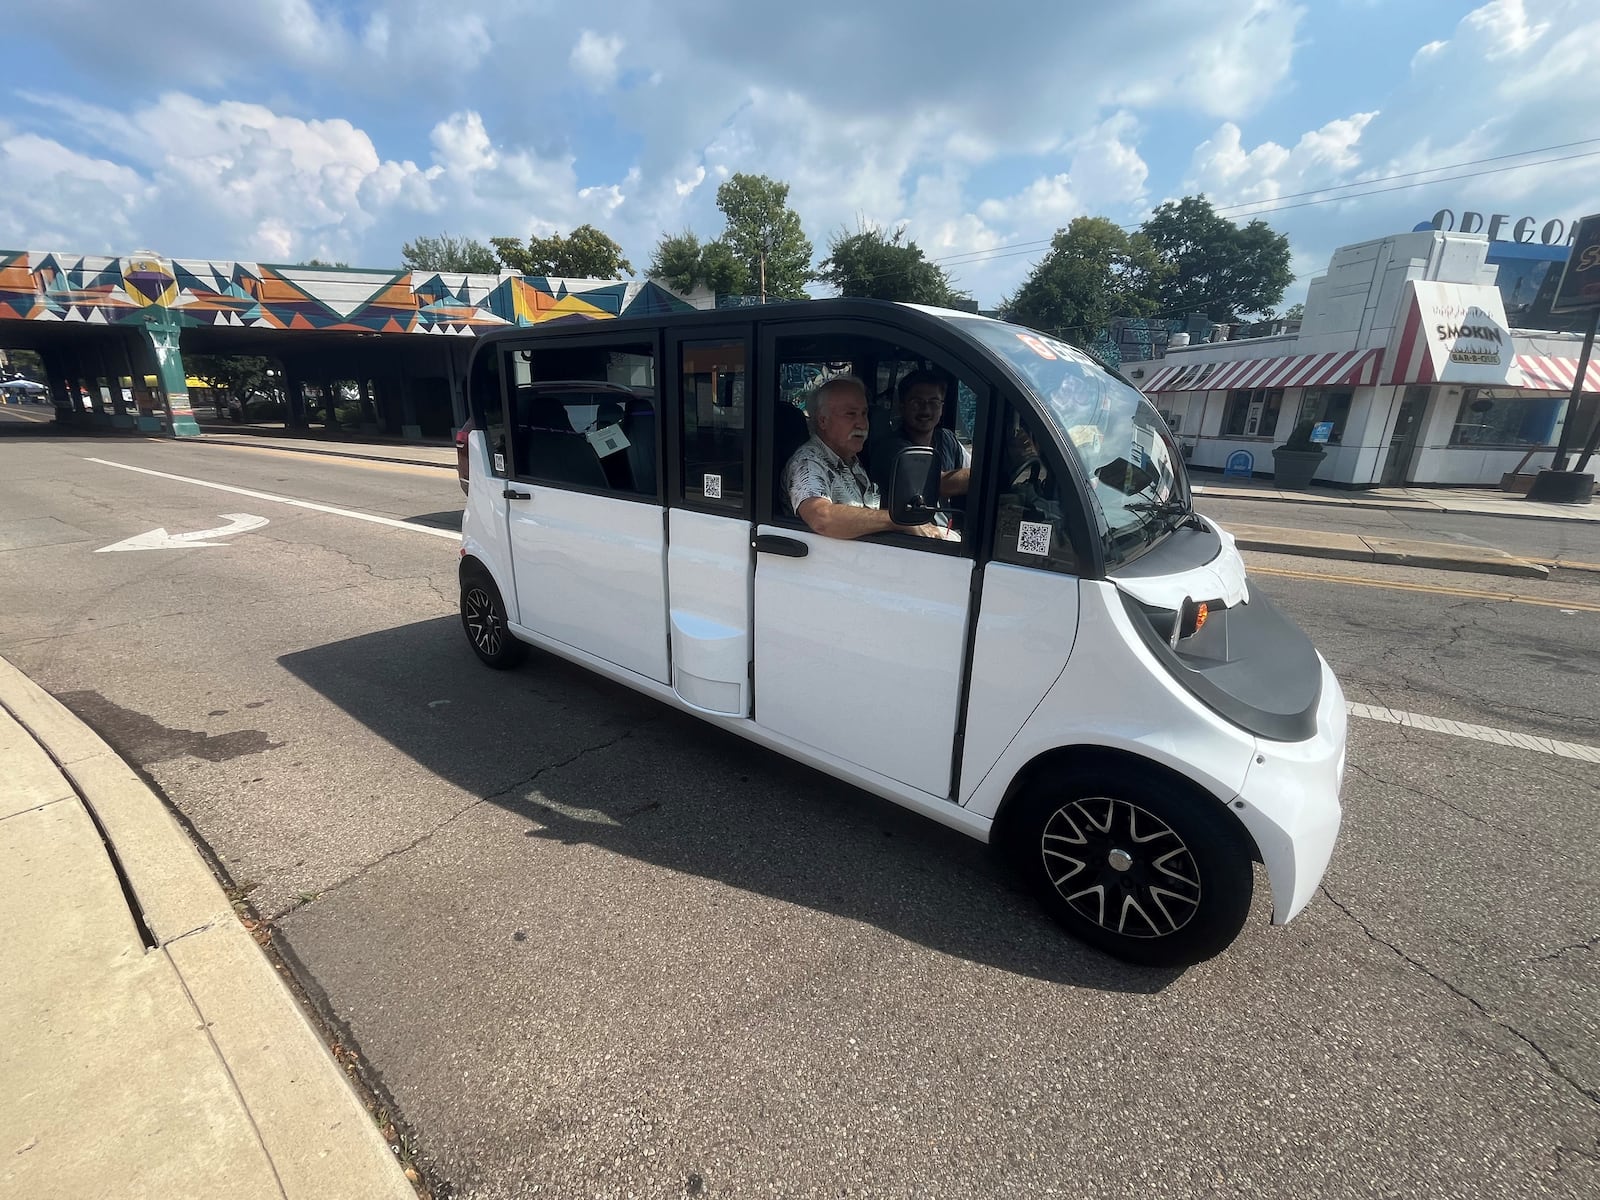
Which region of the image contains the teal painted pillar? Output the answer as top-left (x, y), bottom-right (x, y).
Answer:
top-left (138, 313), bottom-right (201, 438)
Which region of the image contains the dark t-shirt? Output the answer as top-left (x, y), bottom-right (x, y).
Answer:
top-left (870, 425), bottom-right (968, 487)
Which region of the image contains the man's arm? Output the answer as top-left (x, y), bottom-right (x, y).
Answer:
top-left (796, 497), bottom-right (943, 540)
top-left (938, 431), bottom-right (972, 497)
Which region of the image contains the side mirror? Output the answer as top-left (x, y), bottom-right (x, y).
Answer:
top-left (1094, 456), bottom-right (1159, 496)
top-left (889, 445), bottom-right (940, 526)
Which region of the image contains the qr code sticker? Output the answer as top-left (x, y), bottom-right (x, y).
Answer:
top-left (1017, 520), bottom-right (1052, 556)
top-left (703, 473), bottom-right (723, 499)
top-left (493, 453), bottom-right (505, 473)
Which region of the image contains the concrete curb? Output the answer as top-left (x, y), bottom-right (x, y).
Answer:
top-left (0, 657), bottom-right (416, 1200)
top-left (1229, 524), bottom-right (1551, 579)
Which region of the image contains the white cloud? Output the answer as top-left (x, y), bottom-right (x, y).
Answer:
top-left (1185, 112), bottom-right (1375, 207)
top-left (571, 30), bottom-right (624, 91)
top-left (1463, 0), bottom-right (1550, 59)
top-left (1065, 113), bottom-right (1151, 208)
top-left (673, 165), bottom-right (707, 197)
top-left (0, 130), bottom-right (152, 251)
top-left (15, 0), bottom-right (1590, 311)
top-left (978, 176), bottom-right (1080, 227)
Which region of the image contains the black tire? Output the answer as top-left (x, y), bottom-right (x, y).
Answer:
top-left (1004, 767), bottom-right (1253, 967)
top-left (460, 569), bottom-right (525, 670)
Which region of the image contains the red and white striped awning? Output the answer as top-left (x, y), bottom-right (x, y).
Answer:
top-left (1140, 348), bottom-right (1382, 394)
top-left (1514, 353), bottom-right (1600, 392)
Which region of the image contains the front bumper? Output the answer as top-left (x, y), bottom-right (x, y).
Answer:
top-left (1230, 656), bottom-right (1347, 924)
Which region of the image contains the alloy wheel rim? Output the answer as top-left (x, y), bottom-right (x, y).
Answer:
top-left (1040, 796), bottom-right (1201, 939)
top-left (464, 587), bottom-right (503, 656)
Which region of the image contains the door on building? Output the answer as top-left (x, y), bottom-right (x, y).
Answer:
top-left (1381, 387), bottom-right (1428, 486)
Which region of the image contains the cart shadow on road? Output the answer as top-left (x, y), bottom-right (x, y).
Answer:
top-left (279, 616), bottom-right (1184, 994)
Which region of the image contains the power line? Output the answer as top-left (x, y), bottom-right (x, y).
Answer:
top-left (922, 141), bottom-right (1599, 276)
top-left (1209, 137), bottom-right (1600, 216)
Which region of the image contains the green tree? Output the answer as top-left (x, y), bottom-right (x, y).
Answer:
top-left (491, 224), bottom-right (634, 278)
top-left (294, 258), bottom-right (350, 268)
top-left (3, 348), bottom-right (44, 379)
top-left (186, 354), bottom-right (280, 416)
top-left (647, 230), bottom-right (751, 298)
top-left (648, 230), bottom-right (704, 293)
top-left (400, 232), bottom-right (499, 273)
top-left (1002, 216), bottom-right (1164, 346)
top-left (1139, 195), bottom-right (1293, 323)
top-left (816, 224), bottom-right (965, 306)
top-left (714, 173), bottom-right (813, 301)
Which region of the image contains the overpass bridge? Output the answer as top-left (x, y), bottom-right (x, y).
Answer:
top-left (0, 250), bottom-right (695, 438)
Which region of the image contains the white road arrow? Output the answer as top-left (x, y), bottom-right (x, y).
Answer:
top-left (96, 513), bottom-right (269, 553)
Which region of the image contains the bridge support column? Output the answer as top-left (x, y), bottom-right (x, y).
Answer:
top-left (135, 314), bottom-right (201, 437)
top-left (357, 377), bottom-right (378, 432)
top-left (104, 343), bottom-right (135, 428)
top-left (279, 364), bottom-right (300, 428)
top-left (399, 373), bottom-right (420, 440)
top-left (39, 348), bottom-right (74, 422)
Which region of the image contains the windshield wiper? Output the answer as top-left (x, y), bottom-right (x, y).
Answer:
top-left (1126, 497), bottom-right (1205, 531)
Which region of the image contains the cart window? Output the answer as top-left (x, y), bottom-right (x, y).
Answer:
top-left (681, 339), bottom-right (747, 509)
top-left (991, 400), bottom-right (1079, 573)
top-left (508, 340), bottom-right (658, 499)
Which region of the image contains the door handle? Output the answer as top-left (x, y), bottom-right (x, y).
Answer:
top-left (753, 534), bottom-right (808, 558)
top-left (502, 488), bottom-right (531, 501)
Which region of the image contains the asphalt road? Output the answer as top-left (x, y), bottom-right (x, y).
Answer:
top-left (2, 433), bottom-right (1597, 1200)
top-left (1196, 493), bottom-right (1600, 567)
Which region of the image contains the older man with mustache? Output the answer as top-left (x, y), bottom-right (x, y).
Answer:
top-left (781, 374), bottom-right (945, 541)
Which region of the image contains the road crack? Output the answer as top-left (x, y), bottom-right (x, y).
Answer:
top-left (1523, 934), bottom-right (1600, 965)
top-left (1321, 886), bottom-right (1600, 1111)
top-left (1344, 761), bottom-right (1529, 844)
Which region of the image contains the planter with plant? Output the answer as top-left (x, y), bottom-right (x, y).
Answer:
top-left (1271, 419), bottom-right (1326, 489)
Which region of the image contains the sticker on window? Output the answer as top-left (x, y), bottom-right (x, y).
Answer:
top-left (1016, 332), bottom-right (1058, 360)
top-left (586, 424), bottom-right (631, 458)
top-left (493, 452), bottom-right (505, 473)
top-left (1017, 520), bottom-right (1052, 556)
top-left (703, 473), bottom-right (723, 499)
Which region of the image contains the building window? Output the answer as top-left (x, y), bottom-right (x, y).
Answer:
top-left (1448, 388), bottom-right (1562, 447)
top-left (1297, 389), bottom-right (1353, 444)
top-left (1221, 388), bottom-right (1284, 438)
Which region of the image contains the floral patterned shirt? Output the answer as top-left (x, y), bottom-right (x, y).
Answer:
top-left (782, 435), bottom-right (877, 516)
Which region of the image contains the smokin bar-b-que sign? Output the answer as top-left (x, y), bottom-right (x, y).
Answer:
top-left (1390, 280), bottom-right (1521, 386)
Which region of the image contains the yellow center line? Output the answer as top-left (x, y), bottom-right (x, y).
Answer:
top-left (1248, 564), bottom-right (1600, 613)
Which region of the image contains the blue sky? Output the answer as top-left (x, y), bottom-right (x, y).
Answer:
top-left (2, 0), bottom-right (1595, 310)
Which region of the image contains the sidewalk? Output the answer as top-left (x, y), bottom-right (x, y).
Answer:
top-left (191, 419), bottom-right (458, 470)
top-left (1190, 471), bottom-right (1600, 524)
top-left (0, 657), bottom-right (417, 1200)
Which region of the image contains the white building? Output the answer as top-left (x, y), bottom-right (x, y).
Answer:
top-left (1135, 230), bottom-right (1598, 487)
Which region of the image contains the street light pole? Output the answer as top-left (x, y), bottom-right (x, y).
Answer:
top-left (1569, 307), bottom-right (1600, 472)
top-left (1551, 307), bottom-right (1598, 471)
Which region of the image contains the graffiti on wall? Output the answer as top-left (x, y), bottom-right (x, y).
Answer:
top-left (0, 251), bottom-right (695, 334)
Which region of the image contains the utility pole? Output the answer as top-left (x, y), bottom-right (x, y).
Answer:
top-left (1550, 307), bottom-right (1597, 471)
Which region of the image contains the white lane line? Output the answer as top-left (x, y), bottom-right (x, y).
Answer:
top-left (85, 458), bottom-right (461, 541)
top-left (1348, 702), bottom-right (1600, 764)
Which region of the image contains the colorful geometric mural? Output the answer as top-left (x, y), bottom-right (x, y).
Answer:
top-left (0, 251), bottom-right (697, 335)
